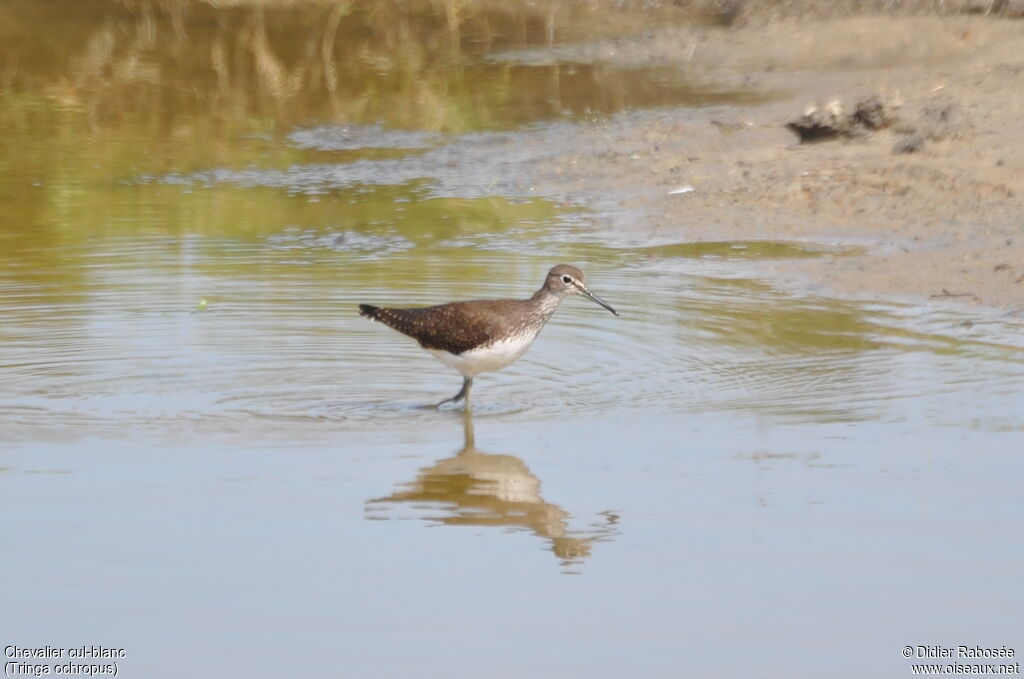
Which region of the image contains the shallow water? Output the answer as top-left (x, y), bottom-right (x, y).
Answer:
top-left (2, 2), bottom-right (1023, 677)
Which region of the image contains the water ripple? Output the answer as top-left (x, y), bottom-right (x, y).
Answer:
top-left (3, 236), bottom-right (1022, 441)
top-left (287, 124), bottom-right (442, 152)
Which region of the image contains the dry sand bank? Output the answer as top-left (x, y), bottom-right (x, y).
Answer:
top-left (533, 13), bottom-right (1024, 313)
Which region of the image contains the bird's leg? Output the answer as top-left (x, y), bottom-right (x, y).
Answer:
top-left (436, 376), bottom-right (472, 409)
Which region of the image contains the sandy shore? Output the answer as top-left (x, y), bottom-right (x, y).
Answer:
top-left (529, 13), bottom-right (1024, 313)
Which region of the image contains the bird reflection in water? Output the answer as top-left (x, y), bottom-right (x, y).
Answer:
top-left (366, 410), bottom-right (619, 572)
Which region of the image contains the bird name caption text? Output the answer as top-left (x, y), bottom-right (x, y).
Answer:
top-left (4, 646), bottom-right (125, 677)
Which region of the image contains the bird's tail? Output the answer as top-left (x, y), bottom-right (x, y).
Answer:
top-left (358, 304), bottom-right (381, 320)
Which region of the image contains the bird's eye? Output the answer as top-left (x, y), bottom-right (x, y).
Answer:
top-left (562, 275), bottom-right (572, 284)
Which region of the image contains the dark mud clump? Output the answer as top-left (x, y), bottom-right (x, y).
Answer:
top-left (786, 95), bottom-right (900, 143)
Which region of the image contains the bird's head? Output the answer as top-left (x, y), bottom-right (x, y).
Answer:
top-left (545, 264), bottom-right (618, 316)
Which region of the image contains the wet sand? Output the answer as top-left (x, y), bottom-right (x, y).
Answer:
top-left (519, 13), bottom-right (1024, 312)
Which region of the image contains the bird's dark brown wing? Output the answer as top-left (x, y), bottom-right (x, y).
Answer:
top-left (359, 301), bottom-right (519, 355)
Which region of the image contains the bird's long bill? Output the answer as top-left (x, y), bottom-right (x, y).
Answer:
top-left (580, 287), bottom-right (619, 316)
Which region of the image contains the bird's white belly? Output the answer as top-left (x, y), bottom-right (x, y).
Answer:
top-left (427, 334), bottom-right (537, 377)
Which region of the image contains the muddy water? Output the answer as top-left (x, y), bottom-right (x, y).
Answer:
top-left (2, 2), bottom-right (1023, 677)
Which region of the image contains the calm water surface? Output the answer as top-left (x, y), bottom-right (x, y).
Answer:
top-left (2, 2), bottom-right (1023, 677)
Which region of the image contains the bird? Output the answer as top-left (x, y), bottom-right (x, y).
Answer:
top-left (359, 264), bottom-right (618, 407)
